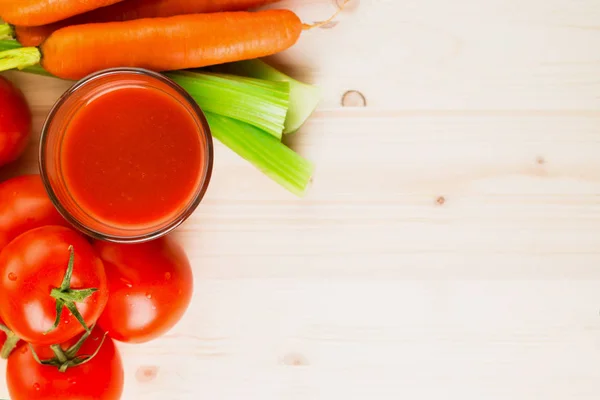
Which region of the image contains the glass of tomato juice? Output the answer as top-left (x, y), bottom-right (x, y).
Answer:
top-left (40, 68), bottom-right (213, 243)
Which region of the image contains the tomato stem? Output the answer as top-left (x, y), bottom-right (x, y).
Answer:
top-left (45, 245), bottom-right (98, 335)
top-left (29, 327), bottom-right (108, 373)
top-left (50, 344), bottom-right (68, 363)
top-left (0, 324), bottom-right (20, 359)
top-left (64, 326), bottom-right (94, 358)
top-left (68, 332), bottom-right (108, 369)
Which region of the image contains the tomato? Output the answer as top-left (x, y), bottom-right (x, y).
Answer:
top-left (7, 326), bottom-right (124, 400)
top-left (0, 226), bottom-right (108, 345)
top-left (0, 76), bottom-right (31, 167)
top-left (0, 174), bottom-right (67, 251)
top-left (95, 237), bottom-right (193, 343)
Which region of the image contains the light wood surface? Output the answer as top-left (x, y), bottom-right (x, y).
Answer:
top-left (2, 0), bottom-right (600, 398)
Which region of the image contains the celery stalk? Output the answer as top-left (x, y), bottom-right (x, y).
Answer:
top-left (213, 59), bottom-right (321, 134)
top-left (166, 71), bottom-right (289, 139)
top-left (0, 40), bottom-right (49, 76)
top-left (0, 24), bottom-right (13, 40)
top-left (205, 112), bottom-right (313, 196)
top-left (0, 47), bottom-right (41, 71)
top-left (0, 42), bottom-right (45, 75)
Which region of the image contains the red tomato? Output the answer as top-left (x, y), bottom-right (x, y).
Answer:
top-left (95, 237), bottom-right (193, 343)
top-left (0, 76), bottom-right (31, 167)
top-left (7, 326), bottom-right (124, 400)
top-left (0, 174), bottom-right (67, 250)
top-left (0, 226), bottom-right (108, 345)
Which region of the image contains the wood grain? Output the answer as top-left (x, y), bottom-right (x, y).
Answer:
top-left (2, 0), bottom-right (600, 399)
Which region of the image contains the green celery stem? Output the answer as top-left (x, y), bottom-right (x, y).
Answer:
top-left (0, 23), bottom-right (14, 40)
top-left (213, 60), bottom-right (321, 134)
top-left (0, 47), bottom-right (41, 73)
top-left (0, 40), bottom-right (49, 76)
top-left (205, 112), bottom-right (313, 196)
top-left (167, 71), bottom-right (289, 140)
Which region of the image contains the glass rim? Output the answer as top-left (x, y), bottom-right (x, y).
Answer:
top-left (39, 67), bottom-right (214, 244)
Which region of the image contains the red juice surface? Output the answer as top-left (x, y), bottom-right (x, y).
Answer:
top-left (61, 86), bottom-right (203, 228)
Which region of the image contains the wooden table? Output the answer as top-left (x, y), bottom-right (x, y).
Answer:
top-left (2, 0), bottom-right (600, 398)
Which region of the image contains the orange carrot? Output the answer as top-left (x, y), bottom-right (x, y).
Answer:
top-left (0, 0), bottom-right (126, 27)
top-left (0, 11), bottom-right (302, 80)
top-left (15, 0), bottom-right (281, 47)
top-left (0, 2), bottom-right (349, 80)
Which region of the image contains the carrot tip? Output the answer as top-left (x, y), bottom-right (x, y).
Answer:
top-left (303, 0), bottom-right (352, 30)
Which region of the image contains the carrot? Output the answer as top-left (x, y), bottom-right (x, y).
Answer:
top-left (0, 1), bottom-right (350, 80)
top-left (0, 0), bottom-right (126, 27)
top-left (15, 0), bottom-right (281, 47)
top-left (0, 11), bottom-right (301, 80)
